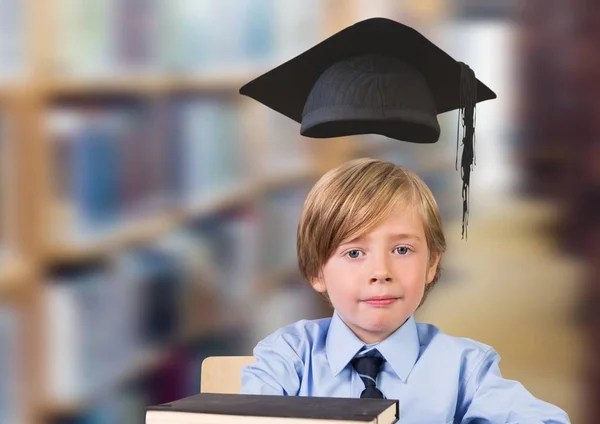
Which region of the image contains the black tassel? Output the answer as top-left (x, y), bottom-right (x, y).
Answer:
top-left (456, 62), bottom-right (477, 240)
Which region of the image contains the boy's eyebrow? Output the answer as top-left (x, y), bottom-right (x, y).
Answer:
top-left (340, 233), bottom-right (421, 245)
top-left (390, 233), bottom-right (422, 241)
top-left (341, 236), bottom-right (365, 245)
top-left (340, 235), bottom-right (367, 245)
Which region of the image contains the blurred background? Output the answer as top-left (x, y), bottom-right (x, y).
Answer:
top-left (0, 0), bottom-right (597, 423)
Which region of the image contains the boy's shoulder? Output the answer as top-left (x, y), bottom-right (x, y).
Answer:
top-left (415, 320), bottom-right (497, 364)
top-left (257, 317), bottom-right (332, 350)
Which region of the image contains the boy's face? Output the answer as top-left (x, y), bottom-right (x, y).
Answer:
top-left (312, 204), bottom-right (439, 344)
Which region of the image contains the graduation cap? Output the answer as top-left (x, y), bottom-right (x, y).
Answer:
top-left (239, 17), bottom-right (497, 238)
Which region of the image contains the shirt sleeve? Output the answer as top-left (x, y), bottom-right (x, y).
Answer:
top-left (458, 349), bottom-right (571, 424)
top-left (239, 334), bottom-right (303, 396)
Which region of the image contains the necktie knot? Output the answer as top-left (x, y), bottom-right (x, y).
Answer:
top-left (351, 350), bottom-right (385, 399)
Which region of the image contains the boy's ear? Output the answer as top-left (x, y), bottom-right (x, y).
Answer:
top-left (311, 277), bottom-right (327, 293)
top-left (426, 253), bottom-right (441, 285)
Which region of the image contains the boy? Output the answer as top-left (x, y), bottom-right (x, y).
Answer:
top-left (240, 158), bottom-right (570, 424)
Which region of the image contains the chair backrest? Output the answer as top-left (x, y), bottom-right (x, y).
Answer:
top-left (200, 356), bottom-right (255, 394)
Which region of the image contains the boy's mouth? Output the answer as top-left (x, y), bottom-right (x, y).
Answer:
top-left (362, 295), bottom-right (400, 306)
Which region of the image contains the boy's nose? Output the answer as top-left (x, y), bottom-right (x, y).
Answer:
top-left (369, 253), bottom-right (392, 283)
top-left (370, 269), bottom-right (392, 284)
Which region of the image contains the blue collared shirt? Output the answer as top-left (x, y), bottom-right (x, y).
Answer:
top-left (240, 312), bottom-right (570, 423)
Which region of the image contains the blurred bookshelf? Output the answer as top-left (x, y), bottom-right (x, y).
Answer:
top-left (0, 1), bottom-right (462, 423)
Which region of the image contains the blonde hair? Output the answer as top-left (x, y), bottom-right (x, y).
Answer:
top-left (297, 158), bottom-right (447, 303)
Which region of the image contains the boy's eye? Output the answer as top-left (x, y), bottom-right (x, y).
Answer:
top-left (394, 246), bottom-right (411, 255)
top-left (346, 250), bottom-right (362, 259)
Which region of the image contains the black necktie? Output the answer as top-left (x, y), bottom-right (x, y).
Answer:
top-left (351, 351), bottom-right (385, 399)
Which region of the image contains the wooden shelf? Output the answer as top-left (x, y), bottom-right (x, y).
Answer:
top-left (44, 76), bottom-right (170, 96)
top-left (46, 213), bottom-right (179, 263)
top-left (0, 257), bottom-right (35, 298)
top-left (184, 166), bottom-right (320, 219)
top-left (182, 183), bottom-right (259, 221)
top-left (41, 72), bottom-right (259, 97)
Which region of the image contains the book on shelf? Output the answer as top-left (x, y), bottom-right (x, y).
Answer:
top-left (174, 97), bottom-right (246, 208)
top-left (47, 104), bottom-right (157, 243)
top-left (46, 96), bottom-right (255, 245)
top-left (146, 393), bottom-right (399, 424)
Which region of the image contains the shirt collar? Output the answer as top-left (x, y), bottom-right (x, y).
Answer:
top-left (325, 311), bottom-right (365, 376)
top-left (325, 311), bottom-right (420, 382)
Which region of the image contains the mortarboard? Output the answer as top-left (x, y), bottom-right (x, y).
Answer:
top-left (239, 17), bottom-right (497, 238)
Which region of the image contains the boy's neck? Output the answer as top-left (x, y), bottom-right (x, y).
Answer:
top-left (339, 315), bottom-right (411, 345)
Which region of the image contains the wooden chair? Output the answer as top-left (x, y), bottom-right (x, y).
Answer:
top-left (200, 356), bottom-right (255, 394)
